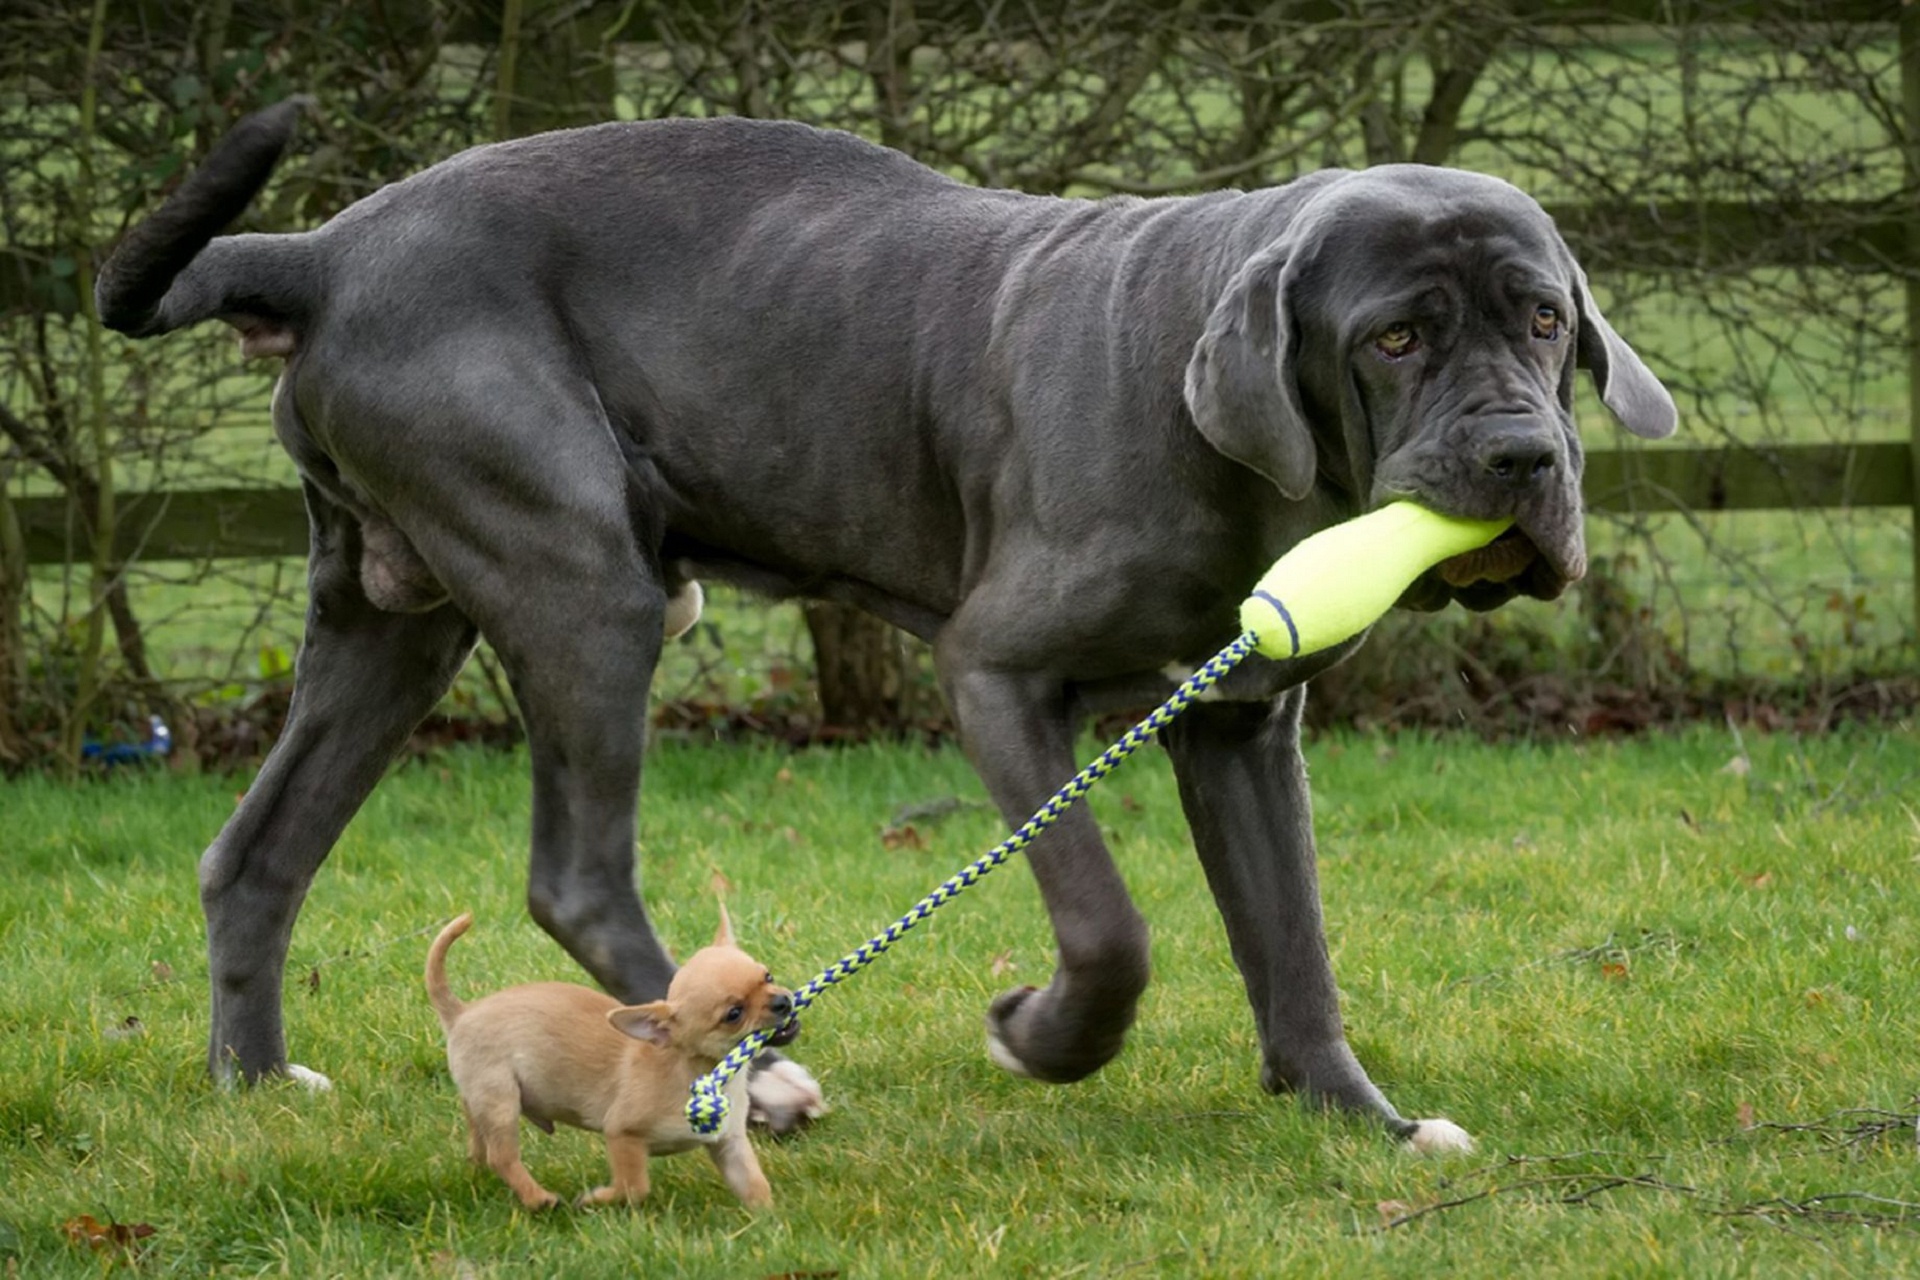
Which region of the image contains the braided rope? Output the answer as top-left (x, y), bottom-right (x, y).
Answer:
top-left (687, 630), bottom-right (1260, 1133)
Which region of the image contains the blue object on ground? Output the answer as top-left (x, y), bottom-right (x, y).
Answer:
top-left (82, 715), bottom-right (173, 765)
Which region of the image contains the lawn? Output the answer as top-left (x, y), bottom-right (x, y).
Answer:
top-left (3, 724), bottom-right (1916, 1276)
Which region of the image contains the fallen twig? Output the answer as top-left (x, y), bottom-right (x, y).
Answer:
top-left (1450, 928), bottom-right (1685, 987)
top-left (1719, 1103), bottom-right (1920, 1158)
top-left (1370, 1148), bottom-right (1920, 1236)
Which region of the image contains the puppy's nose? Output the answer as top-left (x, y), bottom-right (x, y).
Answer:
top-left (770, 992), bottom-right (793, 1019)
top-left (1476, 418), bottom-right (1561, 491)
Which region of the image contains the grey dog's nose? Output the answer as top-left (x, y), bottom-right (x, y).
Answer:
top-left (770, 992), bottom-right (793, 1018)
top-left (1477, 419), bottom-right (1561, 490)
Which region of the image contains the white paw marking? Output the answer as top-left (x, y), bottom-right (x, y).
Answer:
top-left (747, 1058), bottom-right (827, 1125)
top-left (664, 580), bottom-right (705, 640)
top-left (285, 1063), bottom-right (333, 1092)
top-left (1404, 1117), bottom-right (1474, 1155)
top-left (984, 1026), bottom-right (1033, 1078)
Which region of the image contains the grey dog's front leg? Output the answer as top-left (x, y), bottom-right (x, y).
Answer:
top-left (1160, 691), bottom-right (1419, 1136)
top-left (938, 662), bottom-right (1151, 1083)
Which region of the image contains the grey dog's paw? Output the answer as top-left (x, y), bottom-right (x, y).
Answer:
top-left (984, 987), bottom-right (1039, 1077)
top-left (982, 984), bottom-right (1125, 1084)
top-left (1402, 1117), bottom-right (1475, 1155)
top-left (748, 1058), bottom-right (826, 1134)
top-left (285, 1063), bottom-right (333, 1092)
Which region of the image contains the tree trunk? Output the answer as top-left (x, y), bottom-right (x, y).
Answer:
top-left (494, 0), bottom-right (616, 139)
top-left (803, 601), bottom-right (910, 735)
top-left (0, 487), bottom-right (28, 766)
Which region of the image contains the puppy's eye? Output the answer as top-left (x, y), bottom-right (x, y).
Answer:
top-left (723, 1004), bottom-right (744, 1024)
top-left (1531, 305), bottom-right (1562, 341)
top-left (1375, 324), bottom-right (1418, 359)
top-left (764, 971), bottom-right (773, 985)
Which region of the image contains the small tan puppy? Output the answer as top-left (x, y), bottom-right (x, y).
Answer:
top-left (426, 908), bottom-right (792, 1210)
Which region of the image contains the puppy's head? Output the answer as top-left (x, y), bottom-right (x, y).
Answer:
top-left (606, 907), bottom-right (797, 1061)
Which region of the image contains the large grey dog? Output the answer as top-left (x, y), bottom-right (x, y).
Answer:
top-left (97, 101), bottom-right (1675, 1145)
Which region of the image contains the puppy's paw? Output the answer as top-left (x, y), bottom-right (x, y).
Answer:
top-left (1403, 1117), bottom-right (1474, 1155)
top-left (284, 1063), bottom-right (333, 1092)
top-left (747, 1059), bottom-right (827, 1134)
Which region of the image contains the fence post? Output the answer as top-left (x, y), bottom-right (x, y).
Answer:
top-left (1904, 4), bottom-right (1920, 640)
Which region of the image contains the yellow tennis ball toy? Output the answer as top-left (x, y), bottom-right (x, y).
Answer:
top-left (1240, 503), bottom-right (1513, 660)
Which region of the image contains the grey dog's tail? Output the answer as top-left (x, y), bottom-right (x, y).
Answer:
top-left (425, 913), bottom-right (475, 1031)
top-left (94, 97), bottom-right (314, 338)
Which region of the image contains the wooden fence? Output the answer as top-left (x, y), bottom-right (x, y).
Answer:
top-left (16, 7), bottom-right (1920, 639)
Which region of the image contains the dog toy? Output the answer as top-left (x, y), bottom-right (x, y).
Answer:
top-left (1240, 502), bottom-right (1513, 660)
top-left (686, 502), bottom-right (1510, 1132)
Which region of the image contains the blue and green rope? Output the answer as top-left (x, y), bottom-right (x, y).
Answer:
top-left (687, 630), bottom-right (1261, 1133)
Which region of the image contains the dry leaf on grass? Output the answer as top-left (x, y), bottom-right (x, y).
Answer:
top-left (62, 1215), bottom-right (155, 1259)
top-left (880, 823), bottom-right (927, 851)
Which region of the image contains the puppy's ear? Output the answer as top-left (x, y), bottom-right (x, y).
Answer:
top-left (608, 1001), bottom-right (676, 1048)
top-left (1185, 237), bottom-right (1318, 501)
top-left (1564, 255), bottom-right (1677, 439)
top-left (712, 903), bottom-right (736, 949)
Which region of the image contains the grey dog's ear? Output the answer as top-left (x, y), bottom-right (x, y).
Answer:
top-left (1184, 240), bottom-right (1318, 500)
top-left (1567, 258), bottom-right (1678, 439)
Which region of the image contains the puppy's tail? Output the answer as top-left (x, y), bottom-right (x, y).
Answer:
top-left (425, 913), bottom-right (475, 1031)
top-left (94, 97), bottom-right (318, 342)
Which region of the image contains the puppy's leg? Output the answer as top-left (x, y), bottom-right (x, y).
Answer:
top-left (1161, 692), bottom-right (1472, 1153)
top-left (201, 486), bottom-right (476, 1083)
top-left (460, 1097), bottom-right (486, 1165)
top-left (464, 1092), bottom-right (559, 1210)
top-left (580, 1133), bottom-right (650, 1207)
top-left (707, 1134), bottom-right (773, 1210)
top-left (934, 649), bottom-right (1150, 1084)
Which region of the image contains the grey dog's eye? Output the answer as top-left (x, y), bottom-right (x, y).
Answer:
top-left (1375, 323), bottom-right (1418, 358)
top-left (1531, 305), bottom-right (1562, 340)
top-left (724, 1004), bottom-right (744, 1023)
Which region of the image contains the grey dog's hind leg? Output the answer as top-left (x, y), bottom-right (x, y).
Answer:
top-left (935, 657), bottom-right (1151, 1083)
top-left (357, 383), bottom-right (682, 1009)
top-left (200, 486), bottom-right (477, 1081)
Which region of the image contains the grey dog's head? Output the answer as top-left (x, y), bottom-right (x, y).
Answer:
top-left (1185, 166), bottom-right (1675, 611)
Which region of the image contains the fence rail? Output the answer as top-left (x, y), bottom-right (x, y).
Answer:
top-left (16, 442), bottom-right (1914, 566)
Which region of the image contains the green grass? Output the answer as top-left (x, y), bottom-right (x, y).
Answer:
top-left (3, 726), bottom-right (1918, 1275)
